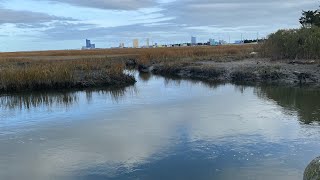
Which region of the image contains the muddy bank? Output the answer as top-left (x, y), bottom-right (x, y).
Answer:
top-left (151, 58), bottom-right (320, 87)
top-left (70, 70), bottom-right (136, 89)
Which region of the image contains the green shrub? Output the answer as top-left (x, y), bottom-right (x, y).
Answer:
top-left (261, 26), bottom-right (320, 60)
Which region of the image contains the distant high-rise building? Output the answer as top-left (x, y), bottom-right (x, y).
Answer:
top-left (86, 39), bottom-right (91, 48)
top-left (191, 36), bottom-right (197, 45)
top-left (133, 39), bottom-right (139, 48)
top-left (119, 43), bottom-right (125, 48)
top-left (146, 38), bottom-right (150, 47)
top-left (219, 40), bottom-right (227, 45)
top-left (83, 39), bottom-right (96, 49)
top-left (209, 39), bottom-right (217, 46)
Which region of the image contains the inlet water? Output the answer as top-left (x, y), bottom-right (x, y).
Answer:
top-left (1, 72), bottom-right (320, 180)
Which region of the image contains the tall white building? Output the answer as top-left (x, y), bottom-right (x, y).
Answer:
top-left (191, 36), bottom-right (197, 45)
top-left (133, 39), bottom-right (139, 48)
top-left (146, 38), bottom-right (150, 47)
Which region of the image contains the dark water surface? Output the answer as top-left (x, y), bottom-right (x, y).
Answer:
top-left (1, 72), bottom-right (320, 180)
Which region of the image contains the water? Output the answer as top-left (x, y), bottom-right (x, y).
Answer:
top-left (1, 72), bottom-right (320, 180)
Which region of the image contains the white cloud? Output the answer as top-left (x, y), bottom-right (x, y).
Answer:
top-left (0, 0), bottom-right (319, 51)
top-left (41, 0), bottom-right (157, 10)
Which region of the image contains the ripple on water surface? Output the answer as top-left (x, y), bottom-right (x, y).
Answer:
top-left (0, 73), bottom-right (320, 180)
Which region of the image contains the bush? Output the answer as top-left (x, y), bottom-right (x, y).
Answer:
top-left (261, 26), bottom-right (320, 60)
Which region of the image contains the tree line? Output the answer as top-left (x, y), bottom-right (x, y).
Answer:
top-left (299, 6), bottom-right (320, 27)
top-left (261, 4), bottom-right (320, 60)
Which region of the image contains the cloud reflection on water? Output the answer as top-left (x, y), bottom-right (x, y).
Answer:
top-left (0, 74), bottom-right (320, 180)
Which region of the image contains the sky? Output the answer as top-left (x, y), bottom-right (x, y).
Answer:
top-left (0, 0), bottom-right (318, 51)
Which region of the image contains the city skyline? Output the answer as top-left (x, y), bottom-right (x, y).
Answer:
top-left (0, 0), bottom-right (318, 51)
top-left (114, 34), bottom-right (260, 48)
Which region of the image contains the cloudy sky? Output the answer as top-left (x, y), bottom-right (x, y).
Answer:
top-left (0, 0), bottom-right (318, 51)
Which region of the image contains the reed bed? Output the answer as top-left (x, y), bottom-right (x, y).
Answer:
top-left (134, 45), bottom-right (255, 65)
top-left (0, 44), bottom-right (255, 60)
top-left (0, 58), bottom-right (134, 93)
top-left (0, 45), bottom-right (255, 92)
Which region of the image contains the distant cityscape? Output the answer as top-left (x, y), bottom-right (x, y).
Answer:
top-left (82, 35), bottom-right (265, 50)
top-left (82, 39), bottom-right (96, 50)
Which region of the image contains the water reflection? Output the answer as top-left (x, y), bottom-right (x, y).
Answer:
top-left (0, 92), bottom-right (78, 110)
top-left (0, 86), bottom-right (137, 110)
top-left (138, 72), bottom-right (152, 82)
top-left (160, 75), bottom-right (222, 89)
top-left (1, 73), bottom-right (320, 180)
top-left (83, 86), bottom-right (138, 103)
top-left (255, 86), bottom-right (320, 124)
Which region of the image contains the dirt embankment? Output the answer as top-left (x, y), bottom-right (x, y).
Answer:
top-left (150, 59), bottom-right (320, 86)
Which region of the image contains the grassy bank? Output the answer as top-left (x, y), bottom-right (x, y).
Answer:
top-left (0, 45), bottom-right (256, 93)
top-left (1, 44), bottom-right (292, 93)
top-left (0, 58), bottom-right (135, 93)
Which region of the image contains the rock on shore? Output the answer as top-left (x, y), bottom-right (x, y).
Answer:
top-left (304, 157), bottom-right (320, 180)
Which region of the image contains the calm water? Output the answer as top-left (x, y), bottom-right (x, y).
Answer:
top-left (1, 72), bottom-right (320, 180)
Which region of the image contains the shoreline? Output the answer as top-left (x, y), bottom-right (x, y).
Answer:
top-left (0, 75), bottom-right (136, 94)
top-left (2, 57), bottom-right (319, 94)
top-left (1, 44), bottom-right (319, 94)
top-left (150, 58), bottom-right (320, 87)
top-left (0, 58), bottom-right (137, 94)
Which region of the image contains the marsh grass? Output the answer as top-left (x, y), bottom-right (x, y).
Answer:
top-left (0, 45), bottom-right (254, 92)
top-left (0, 58), bottom-right (133, 93)
top-left (0, 45), bottom-right (255, 64)
top-left (136, 45), bottom-right (255, 65)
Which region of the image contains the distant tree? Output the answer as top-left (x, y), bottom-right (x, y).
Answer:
top-left (243, 39), bottom-right (265, 44)
top-left (299, 6), bottom-right (320, 27)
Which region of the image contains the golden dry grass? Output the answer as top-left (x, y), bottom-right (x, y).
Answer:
top-left (0, 45), bottom-right (255, 92)
top-left (0, 44), bottom-right (255, 59)
top-left (0, 58), bottom-right (130, 92)
top-left (135, 45), bottom-right (255, 64)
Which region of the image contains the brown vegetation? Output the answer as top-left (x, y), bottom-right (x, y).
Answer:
top-left (0, 57), bottom-right (135, 93)
top-left (0, 44), bottom-right (255, 61)
top-left (0, 45), bottom-right (256, 93)
top-left (135, 45), bottom-right (255, 65)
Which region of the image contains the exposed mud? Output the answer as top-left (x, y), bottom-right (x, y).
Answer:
top-left (151, 58), bottom-right (320, 87)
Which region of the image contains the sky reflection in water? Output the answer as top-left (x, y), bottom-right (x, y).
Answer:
top-left (0, 73), bottom-right (320, 180)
